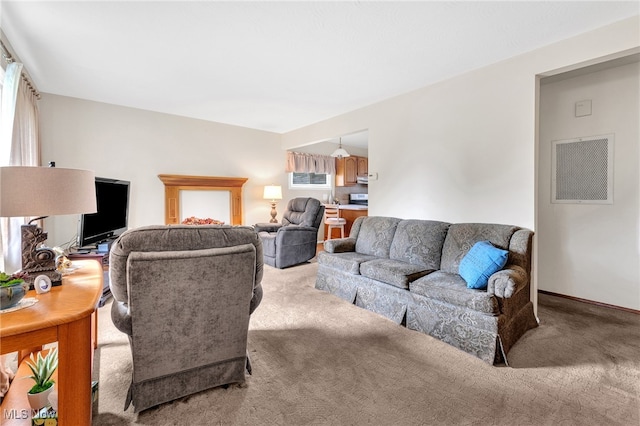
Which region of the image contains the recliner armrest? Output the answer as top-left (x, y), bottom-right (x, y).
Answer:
top-left (323, 237), bottom-right (356, 253)
top-left (254, 223), bottom-right (283, 233)
top-left (275, 225), bottom-right (318, 242)
top-left (487, 265), bottom-right (528, 298)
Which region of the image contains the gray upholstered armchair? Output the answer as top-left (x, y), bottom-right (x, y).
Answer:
top-left (254, 197), bottom-right (324, 269)
top-left (109, 225), bottom-right (263, 412)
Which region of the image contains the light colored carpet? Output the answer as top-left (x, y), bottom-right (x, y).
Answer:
top-left (93, 261), bottom-right (640, 425)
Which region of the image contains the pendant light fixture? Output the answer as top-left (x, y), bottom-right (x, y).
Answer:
top-left (331, 138), bottom-right (350, 158)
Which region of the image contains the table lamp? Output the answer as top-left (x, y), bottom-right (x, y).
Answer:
top-left (0, 165), bottom-right (97, 286)
top-left (263, 185), bottom-right (282, 223)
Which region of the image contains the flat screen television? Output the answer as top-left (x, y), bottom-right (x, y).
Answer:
top-left (78, 177), bottom-right (130, 248)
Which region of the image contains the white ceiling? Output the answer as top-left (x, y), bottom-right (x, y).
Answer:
top-left (2, 1), bottom-right (638, 134)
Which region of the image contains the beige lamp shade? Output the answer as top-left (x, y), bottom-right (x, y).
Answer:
top-left (263, 185), bottom-right (282, 201)
top-left (0, 166), bottom-right (97, 218)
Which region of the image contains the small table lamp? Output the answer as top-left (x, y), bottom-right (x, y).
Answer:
top-left (263, 185), bottom-right (282, 223)
top-left (0, 165), bottom-right (97, 285)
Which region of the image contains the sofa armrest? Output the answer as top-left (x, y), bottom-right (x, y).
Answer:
top-left (323, 237), bottom-right (356, 253)
top-left (254, 222), bottom-right (283, 233)
top-left (487, 265), bottom-right (528, 298)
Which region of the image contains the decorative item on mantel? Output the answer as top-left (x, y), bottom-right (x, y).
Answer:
top-left (0, 164), bottom-right (97, 287)
top-left (263, 185), bottom-right (283, 223)
top-left (181, 217), bottom-right (225, 225)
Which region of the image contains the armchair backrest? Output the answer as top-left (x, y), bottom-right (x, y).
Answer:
top-left (108, 224), bottom-right (263, 412)
top-left (110, 225), bottom-right (263, 306)
top-left (281, 197), bottom-right (324, 229)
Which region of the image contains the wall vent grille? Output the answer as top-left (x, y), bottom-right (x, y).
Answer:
top-left (551, 134), bottom-right (614, 204)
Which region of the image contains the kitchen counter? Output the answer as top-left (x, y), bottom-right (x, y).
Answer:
top-left (323, 204), bottom-right (368, 240)
top-left (337, 204), bottom-right (368, 210)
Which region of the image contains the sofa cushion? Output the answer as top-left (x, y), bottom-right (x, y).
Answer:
top-left (360, 259), bottom-right (434, 290)
top-left (409, 271), bottom-right (500, 315)
top-left (389, 220), bottom-right (450, 269)
top-left (354, 216), bottom-right (402, 258)
top-left (317, 251), bottom-right (379, 275)
top-left (440, 223), bottom-right (518, 274)
top-left (459, 241), bottom-right (509, 289)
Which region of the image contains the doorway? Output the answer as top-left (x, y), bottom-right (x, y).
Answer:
top-left (536, 54), bottom-right (640, 311)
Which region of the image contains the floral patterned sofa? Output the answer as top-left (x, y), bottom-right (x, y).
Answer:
top-left (315, 216), bottom-right (538, 364)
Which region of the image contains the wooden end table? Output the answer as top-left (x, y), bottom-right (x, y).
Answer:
top-left (0, 260), bottom-right (102, 425)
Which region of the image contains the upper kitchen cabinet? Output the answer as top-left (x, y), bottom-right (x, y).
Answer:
top-left (357, 157), bottom-right (368, 177)
top-left (336, 155), bottom-right (368, 186)
top-left (335, 156), bottom-right (358, 186)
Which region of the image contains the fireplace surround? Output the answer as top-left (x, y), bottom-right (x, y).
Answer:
top-left (158, 174), bottom-right (248, 225)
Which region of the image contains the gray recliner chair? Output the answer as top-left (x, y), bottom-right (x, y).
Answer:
top-left (254, 197), bottom-right (324, 269)
top-left (109, 224), bottom-right (263, 412)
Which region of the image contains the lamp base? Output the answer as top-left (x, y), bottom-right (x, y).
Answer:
top-left (21, 224), bottom-right (62, 288)
top-left (269, 202), bottom-right (278, 223)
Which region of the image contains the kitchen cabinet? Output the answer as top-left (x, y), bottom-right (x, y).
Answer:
top-left (335, 156), bottom-right (358, 186)
top-left (357, 157), bottom-right (368, 177)
top-left (336, 156), bottom-right (367, 186)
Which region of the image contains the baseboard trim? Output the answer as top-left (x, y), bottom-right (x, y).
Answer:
top-left (538, 290), bottom-right (640, 315)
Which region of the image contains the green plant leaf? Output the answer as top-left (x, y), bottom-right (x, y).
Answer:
top-left (24, 348), bottom-right (58, 388)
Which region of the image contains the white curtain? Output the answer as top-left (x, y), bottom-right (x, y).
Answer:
top-left (0, 62), bottom-right (41, 273)
top-left (285, 151), bottom-right (336, 175)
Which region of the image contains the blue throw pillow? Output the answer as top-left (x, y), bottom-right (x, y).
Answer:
top-left (459, 241), bottom-right (509, 290)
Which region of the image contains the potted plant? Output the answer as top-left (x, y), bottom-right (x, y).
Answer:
top-left (25, 348), bottom-right (58, 410)
top-left (0, 271), bottom-right (29, 310)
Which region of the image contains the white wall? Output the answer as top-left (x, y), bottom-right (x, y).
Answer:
top-left (538, 61), bottom-right (639, 310)
top-left (38, 94), bottom-right (285, 246)
top-left (281, 17), bottom-right (639, 312)
top-left (283, 17), bottom-right (639, 229)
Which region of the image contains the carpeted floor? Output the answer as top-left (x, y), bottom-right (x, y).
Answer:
top-left (93, 261), bottom-right (640, 425)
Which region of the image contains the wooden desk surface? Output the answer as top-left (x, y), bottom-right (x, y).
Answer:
top-left (1, 260), bottom-right (102, 353)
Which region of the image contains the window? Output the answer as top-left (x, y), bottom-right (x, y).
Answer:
top-left (289, 172), bottom-right (332, 190)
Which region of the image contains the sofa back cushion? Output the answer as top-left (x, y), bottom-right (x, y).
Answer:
top-left (440, 223), bottom-right (519, 274)
top-left (389, 220), bottom-right (451, 269)
top-left (354, 216), bottom-right (402, 258)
